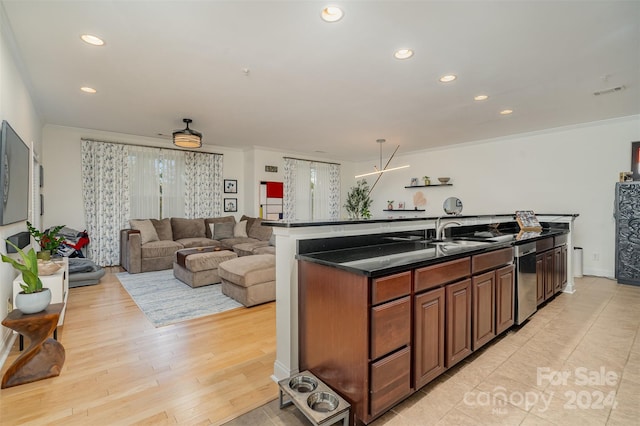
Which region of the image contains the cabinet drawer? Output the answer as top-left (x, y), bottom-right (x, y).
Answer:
top-left (370, 346), bottom-right (411, 416)
top-left (536, 237), bottom-right (553, 252)
top-left (415, 257), bottom-right (470, 292)
top-left (370, 296), bottom-right (411, 360)
top-left (472, 247), bottom-right (513, 274)
top-left (371, 271), bottom-right (411, 305)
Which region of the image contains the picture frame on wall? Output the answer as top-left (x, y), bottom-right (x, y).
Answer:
top-left (224, 198), bottom-right (237, 212)
top-left (224, 179), bottom-right (237, 193)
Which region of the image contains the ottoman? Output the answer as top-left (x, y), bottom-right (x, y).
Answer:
top-left (218, 254), bottom-right (275, 307)
top-left (173, 247), bottom-right (238, 288)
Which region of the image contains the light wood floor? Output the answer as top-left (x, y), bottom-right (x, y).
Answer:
top-left (0, 268), bottom-right (278, 425)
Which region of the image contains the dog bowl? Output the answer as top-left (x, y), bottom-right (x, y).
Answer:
top-left (289, 375), bottom-right (318, 393)
top-left (438, 177), bottom-right (450, 184)
top-left (307, 392), bottom-right (339, 413)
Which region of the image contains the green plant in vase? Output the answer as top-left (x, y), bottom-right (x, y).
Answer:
top-left (345, 179), bottom-right (373, 219)
top-left (387, 200), bottom-right (394, 210)
top-left (26, 221), bottom-right (65, 260)
top-left (2, 240), bottom-right (51, 313)
top-left (423, 176), bottom-right (430, 186)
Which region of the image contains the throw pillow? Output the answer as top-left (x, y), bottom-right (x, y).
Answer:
top-left (213, 222), bottom-right (234, 240)
top-left (234, 220), bottom-right (248, 238)
top-left (129, 219), bottom-right (159, 245)
top-left (204, 215), bottom-right (236, 239)
top-left (150, 218), bottom-right (173, 241)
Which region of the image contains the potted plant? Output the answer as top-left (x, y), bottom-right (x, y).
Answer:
top-left (26, 221), bottom-right (65, 260)
top-left (1, 240), bottom-right (51, 314)
top-left (345, 179), bottom-right (372, 219)
top-left (423, 176), bottom-right (430, 186)
top-left (387, 200), bottom-right (394, 210)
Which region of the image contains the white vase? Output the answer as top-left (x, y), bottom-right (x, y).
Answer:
top-left (15, 288), bottom-right (51, 314)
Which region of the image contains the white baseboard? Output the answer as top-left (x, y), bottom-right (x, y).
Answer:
top-left (272, 360), bottom-right (298, 382)
top-left (583, 267), bottom-right (614, 279)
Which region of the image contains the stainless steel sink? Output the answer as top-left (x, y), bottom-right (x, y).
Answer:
top-left (446, 240), bottom-right (491, 247)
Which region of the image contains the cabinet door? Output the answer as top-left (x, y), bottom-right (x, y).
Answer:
top-left (445, 279), bottom-right (472, 368)
top-left (371, 296), bottom-right (411, 360)
top-left (561, 245), bottom-right (568, 287)
top-left (544, 250), bottom-right (555, 300)
top-left (553, 247), bottom-right (562, 293)
top-left (472, 271), bottom-right (495, 351)
top-left (495, 264), bottom-right (515, 335)
top-left (536, 254), bottom-right (545, 306)
top-left (414, 287), bottom-right (446, 389)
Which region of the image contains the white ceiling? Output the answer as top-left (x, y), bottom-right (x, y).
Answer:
top-left (2, 0), bottom-right (639, 162)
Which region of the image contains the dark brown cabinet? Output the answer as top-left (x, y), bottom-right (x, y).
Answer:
top-left (495, 264), bottom-right (515, 334)
top-left (446, 278), bottom-right (472, 367)
top-left (536, 236), bottom-right (568, 305)
top-left (472, 271), bottom-right (495, 350)
top-left (299, 245), bottom-right (517, 425)
top-left (414, 287), bottom-right (445, 388)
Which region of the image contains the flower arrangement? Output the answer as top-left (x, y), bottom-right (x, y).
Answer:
top-left (26, 221), bottom-right (66, 254)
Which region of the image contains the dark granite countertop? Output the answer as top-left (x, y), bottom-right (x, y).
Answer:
top-left (296, 228), bottom-right (569, 278)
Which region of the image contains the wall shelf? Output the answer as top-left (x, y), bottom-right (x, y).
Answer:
top-left (384, 209), bottom-right (425, 212)
top-left (404, 184), bottom-right (452, 188)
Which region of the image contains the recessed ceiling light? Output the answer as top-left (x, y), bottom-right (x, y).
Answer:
top-left (321, 6), bottom-right (344, 22)
top-left (394, 49), bottom-right (414, 60)
top-left (439, 75), bottom-right (457, 83)
top-left (474, 95), bottom-right (489, 101)
top-left (500, 109), bottom-right (513, 115)
top-left (80, 34), bottom-right (105, 46)
top-left (80, 87), bottom-right (97, 94)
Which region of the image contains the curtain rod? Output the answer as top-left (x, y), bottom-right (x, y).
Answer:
top-left (283, 156), bottom-right (340, 165)
top-left (80, 137), bottom-right (223, 156)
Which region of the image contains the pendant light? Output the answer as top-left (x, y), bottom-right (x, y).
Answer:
top-left (173, 118), bottom-right (202, 148)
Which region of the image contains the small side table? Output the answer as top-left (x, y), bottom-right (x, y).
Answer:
top-left (1, 303), bottom-right (66, 389)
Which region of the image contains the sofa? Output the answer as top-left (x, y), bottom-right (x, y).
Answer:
top-left (120, 215), bottom-right (274, 274)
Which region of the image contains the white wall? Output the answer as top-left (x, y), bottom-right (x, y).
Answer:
top-left (41, 124), bottom-right (247, 229)
top-left (352, 116), bottom-right (640, 278)
top-left (0, 7), bottom-right (43, 358)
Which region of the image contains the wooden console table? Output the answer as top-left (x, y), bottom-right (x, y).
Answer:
top-left (1, 303), bottom-right (66, 388)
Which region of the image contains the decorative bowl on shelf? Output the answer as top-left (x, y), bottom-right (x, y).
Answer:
top-left (438, 177), bottom-right (450, 184)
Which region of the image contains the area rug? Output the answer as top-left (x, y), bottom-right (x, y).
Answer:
top-left (116, 270), bottom-right (243, 327)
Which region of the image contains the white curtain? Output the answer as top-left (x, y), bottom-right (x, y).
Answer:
top-left (81, 140), bottom-right (130, 266)
top-left (184, 152), bottom-right (223, 218)
top-left (160, 149), bottom-right (186, 218)
top-left (283, 158), bottom-right (340, 221)
top-left (128, 145), bottom-right (161, 219)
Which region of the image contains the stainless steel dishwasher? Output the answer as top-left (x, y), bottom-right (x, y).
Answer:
top-left (515, 242), bottom-right (537, 324)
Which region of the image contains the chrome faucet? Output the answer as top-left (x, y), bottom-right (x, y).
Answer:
top-left (436, 220), bottom-right (462, 240)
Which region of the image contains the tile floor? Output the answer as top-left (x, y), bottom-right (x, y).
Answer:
top-left (224, 276), bottom-right (639, 425)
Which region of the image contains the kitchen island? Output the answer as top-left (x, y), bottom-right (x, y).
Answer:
top-left (295, 224), bottom-right (569, 424)
top-left (264, 214), bottom-right (578, 413)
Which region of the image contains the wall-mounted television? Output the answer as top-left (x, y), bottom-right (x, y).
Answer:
top-left (0, 120), bottom-right (30, 225)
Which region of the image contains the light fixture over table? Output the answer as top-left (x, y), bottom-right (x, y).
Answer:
top-left (173, 118), bottom-right (202, 148)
